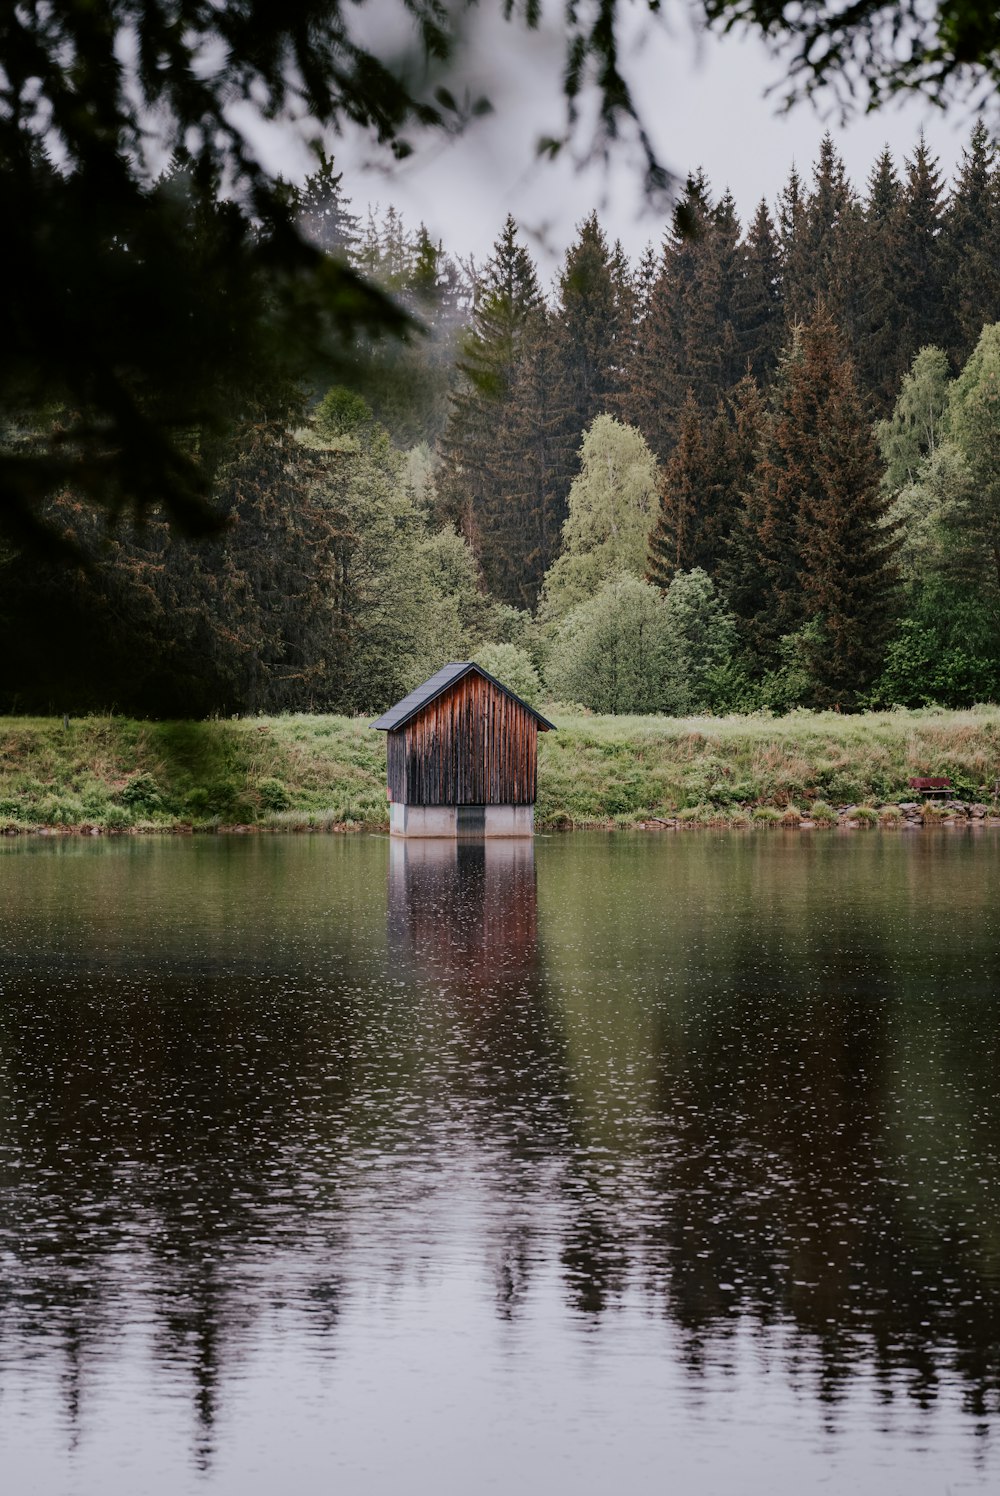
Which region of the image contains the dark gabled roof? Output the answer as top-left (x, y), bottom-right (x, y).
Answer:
top-left (371, 661), bottom-right (555, 732)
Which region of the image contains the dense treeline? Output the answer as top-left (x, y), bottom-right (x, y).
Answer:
top-left (3, 129), bottom-right (1000, 716)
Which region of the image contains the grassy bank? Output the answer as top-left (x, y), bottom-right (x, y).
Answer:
top-left (1, 707), bottom-right (999, 834)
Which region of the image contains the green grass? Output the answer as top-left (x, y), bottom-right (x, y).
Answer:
top-left (0, 715), bottom-right (389, 832)
top-left (535, 704), bottom-right (1000, 827)
top-left (0, 705), bottom-right (998, 831)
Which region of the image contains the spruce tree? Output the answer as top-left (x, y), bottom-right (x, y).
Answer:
top-left (436, 216), bottom-right (545, 588)
top-left (487, 327), bottom-right (565, 608)
top-left (296, 154), bottom-right (362, 259)
top-left (551, 214), bottom-right (627, 417)
top-left (625, 171), bottom-right (744, 461)
top-left (647, 391), bottom-right (707, 588)
top-left (648, 374), bottom-right (763, 589)
top-left (734, 200), bottom-right (784, 387)
top-left (794, 318), bottom-right (898, 704)
top-left (898, 135), bottom-right (948, 361)
top-left (943, 121), bottom-right (1000, 365)
top-left (544, 214), bottom-right (632, 517)
top-left (730, 309), bottom-right (896, 702)
top-left (777, 164), bottom-right (811, 325)
top-left (610, 238), bottom-right (639, 365)
top-left (700, 191), bottom-right (745, 395)
top-left (626, 173), bottom-right (713, 460)
top-left (803, 135), bottom-right (860, 327)
top-left (495, 216), bottom-right (639, 608)
top-left (850, 148), bottom-right (907, 412)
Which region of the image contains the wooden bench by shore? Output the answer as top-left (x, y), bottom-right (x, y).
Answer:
top-left (908, 777), bottom-right (952, 799)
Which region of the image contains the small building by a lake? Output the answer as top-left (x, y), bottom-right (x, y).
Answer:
top-left (372, 661), bottom-right (554, 837)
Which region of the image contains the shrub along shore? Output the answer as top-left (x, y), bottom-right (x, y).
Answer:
top-left (2, 707), bottom-right (1000, 835)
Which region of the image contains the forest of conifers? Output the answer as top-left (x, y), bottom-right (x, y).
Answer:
top-left (4, 125), bottom-right (1000, 717)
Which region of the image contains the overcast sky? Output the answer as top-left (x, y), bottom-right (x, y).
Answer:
top-left (252, 8), bottom-right (974, 276)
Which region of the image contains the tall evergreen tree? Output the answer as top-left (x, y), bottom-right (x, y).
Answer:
top-left (795, 325), bottom-right (898, 704)
top-left (486, 327), bottom-right (565, 608)
top-left (943, 121), bottom-right (1000, 365)
top-left (648, 374), bottom-right (763, 588)
top-left (701, 191), bottom-right (745, 392)
top-left (849, 148), bottom-right (907, 413)
top-left (647, 391), bottom-right (707, 588)
top-left (626, 173), bottom-right (713, 460)
top-left (610, 238), bottom-right (638, 358)
top-left (551, 214), bottom-right (628, 417)
top-left (734, 200), bottom-right (784, 387)
top-left (898, 135), bottom-right (948, 361)
top-left (729, 309), bottom-right (897, 702)
top-left (802, 135), bottom-right (861, 328)
top-left (487, 215), bottom-right (638, 609)
top-left (625, 172), bottom-right (743, 460)
top-left (436, 216), bottom-right (545, 588)
top-left (351, 217), bottom-right (470, 448)
top-left (777, 163), bottom-right (811, 325)
top-left (296, 154), bottom-right (362, 259)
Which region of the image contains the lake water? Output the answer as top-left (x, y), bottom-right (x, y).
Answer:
top-left (1, 830), bottom-right (998, 1495)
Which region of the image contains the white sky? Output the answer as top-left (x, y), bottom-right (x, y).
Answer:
top-left (252, 7), bottom-right (973, 276)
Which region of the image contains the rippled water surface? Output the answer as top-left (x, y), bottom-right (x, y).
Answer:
top-left (1, 830), bottom-right (999, 1495)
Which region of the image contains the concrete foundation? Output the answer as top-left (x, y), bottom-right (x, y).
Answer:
top-left (389, 802), bottom-right (534, 838)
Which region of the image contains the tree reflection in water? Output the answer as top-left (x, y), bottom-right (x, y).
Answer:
top-left (0, 832), bottom-right (998, 1483)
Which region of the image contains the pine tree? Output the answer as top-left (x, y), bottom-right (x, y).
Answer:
top-left (486, 215), bottom-right (638, 608)
top-left (734, 200), bottom-right (783, 387)
top-left (781, 137), bottom-right (863, 352)
top-left (633, 242), bottom-right (659, 326)
top-left (729, 324), bottom-right (802, 666)
top-left (850, 148), bottom-right (907, 413)
top-left (609, 239), bottom-right (654, 421)
top-left (487, 327), bottom-right (565, 608)
top-left (545, 213), bottom-right (631, 505)
top-left (805, 136), bottom-right (860, 323)
top-left (777, 164), bottom-right (811, 324)
top-left (699, 191), bottom-right (744, 394)
top-left (295, 153), bottom-right (361, 259)
top-left (362, 225), bottom-right (469, 449)
top-left (625, 171), bottom-right (744, 461)
top-left (610, 238), bottom-right (638, 366)
top-left (795, 321), bottom-right (898, 704)
top-left (625, 173), bottom-right (713, 460)
top-left (648, 375), bottom-right (764, 590)
top-left (898, 135), bottom-right (948, 360)
top-left (552, 214), bottom-right (627, 414)
top-left (943, 121), bottom-right (1000, 365)
top-left (647, 391), bottom-right (707, 588)
top-left (729, 309), bottom-right (896, 702)
top-left (436, 216), bottom-right (545, 587)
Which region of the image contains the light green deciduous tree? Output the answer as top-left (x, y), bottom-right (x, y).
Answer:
top-left (877, 346), bottom-right (952, 496)
top-left (545, 573), bottom-right (678, 714)
top-left (540, 416), bottom-right (660, 623)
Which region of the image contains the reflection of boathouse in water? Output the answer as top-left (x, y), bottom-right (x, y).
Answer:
top-left (388, 838), bottom-right (538, 989)
top-left (372, 661), bottom-right (554, 838)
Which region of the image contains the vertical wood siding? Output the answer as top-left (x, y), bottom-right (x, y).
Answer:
top-left (386, 675), bottom-right (539, 805)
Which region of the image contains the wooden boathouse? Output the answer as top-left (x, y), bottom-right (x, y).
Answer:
top-left (372, 661), bottom-right (554, 837)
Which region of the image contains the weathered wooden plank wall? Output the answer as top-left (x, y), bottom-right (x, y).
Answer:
top-left (387, 675), bottom-right (539, 805)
